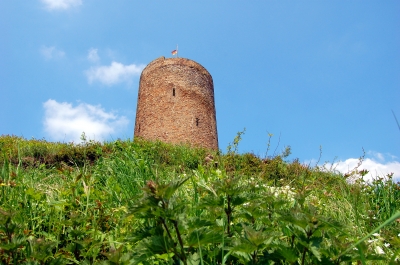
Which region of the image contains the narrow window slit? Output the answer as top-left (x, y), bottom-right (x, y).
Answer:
top-left (196, 118), bottom-right (199, 127)
top-left (172, 88), bottom-right (175, 96)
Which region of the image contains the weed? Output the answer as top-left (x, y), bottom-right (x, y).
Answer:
top-left (0, 135), bottom-right (398, 264)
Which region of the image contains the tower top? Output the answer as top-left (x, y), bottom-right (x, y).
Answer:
top-left (141, 56), bottom-right (211, 79)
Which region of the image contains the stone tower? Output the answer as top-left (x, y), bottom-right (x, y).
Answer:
top-left (134, 56), bottom-right (218, 150)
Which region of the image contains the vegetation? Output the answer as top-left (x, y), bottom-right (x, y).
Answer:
top-left (0, 133), bottom-right (399, 264)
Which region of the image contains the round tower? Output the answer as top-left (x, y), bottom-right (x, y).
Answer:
top-left (134, 56), bottom-right (218, 150)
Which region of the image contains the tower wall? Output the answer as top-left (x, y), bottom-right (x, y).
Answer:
top-left (134, 56), bottom-right (218, 150)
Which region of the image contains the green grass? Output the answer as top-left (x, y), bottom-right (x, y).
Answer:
top-left (0, 134), bottom-right (399, 264)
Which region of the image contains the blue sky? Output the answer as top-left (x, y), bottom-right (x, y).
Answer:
top-left (1, 1), bottom-right (399, 181)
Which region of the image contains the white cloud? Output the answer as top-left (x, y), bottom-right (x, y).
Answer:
top-left (40, 46), bottom-right (65, 60)
top-left (85, 61), bottom-right (144, 86)
top-left (43, 99), bottom-right (129, 142)
top-left (41, 0), bottom-right (82, 10)
top-left (87, 48), bottom-right (100, 63)
top-left (324, 154), bottom-right (400, 183)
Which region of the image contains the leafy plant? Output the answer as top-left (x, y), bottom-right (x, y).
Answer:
top-left (0, 135), bottom-right (399, 264)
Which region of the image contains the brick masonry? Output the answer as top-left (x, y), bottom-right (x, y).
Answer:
top-left (134, 56), bottom-right (218, 150)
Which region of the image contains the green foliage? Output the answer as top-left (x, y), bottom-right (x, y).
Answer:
top-left (0, 135), bottom-right (399, 264)
top-left (0, 135), bottom-right (111, 168)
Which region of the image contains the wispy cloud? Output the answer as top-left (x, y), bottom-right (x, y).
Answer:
top-left (87, 48), bottom-right (100, 63)
top-left (85, 61), bottom-right (144, 86)
top-left (41, 0), bottom-right (82, 11)
top-left (43, 99), bottom-right (129, 142)
top-left (40, 46), bottom-right (65, 60)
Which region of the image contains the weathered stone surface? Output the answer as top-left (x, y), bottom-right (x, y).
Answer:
top-left (134, 57), bottom-right (218, 150)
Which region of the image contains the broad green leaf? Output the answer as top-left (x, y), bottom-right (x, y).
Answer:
top-left (187, 252), bottom-right (200, 265)
top-left (161, 177), bottom-right (190, 200)
top-left (25, 187), bottom-right (42, 200)
top-left (186, 227), bottom-right (224, 247)
top-left (276, 245), bottom-right (298, 263)
top-left (155, 252), bottom-right (174, 261)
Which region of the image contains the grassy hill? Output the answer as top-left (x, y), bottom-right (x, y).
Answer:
top-left (0, 134), bottom-right (399, 264)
